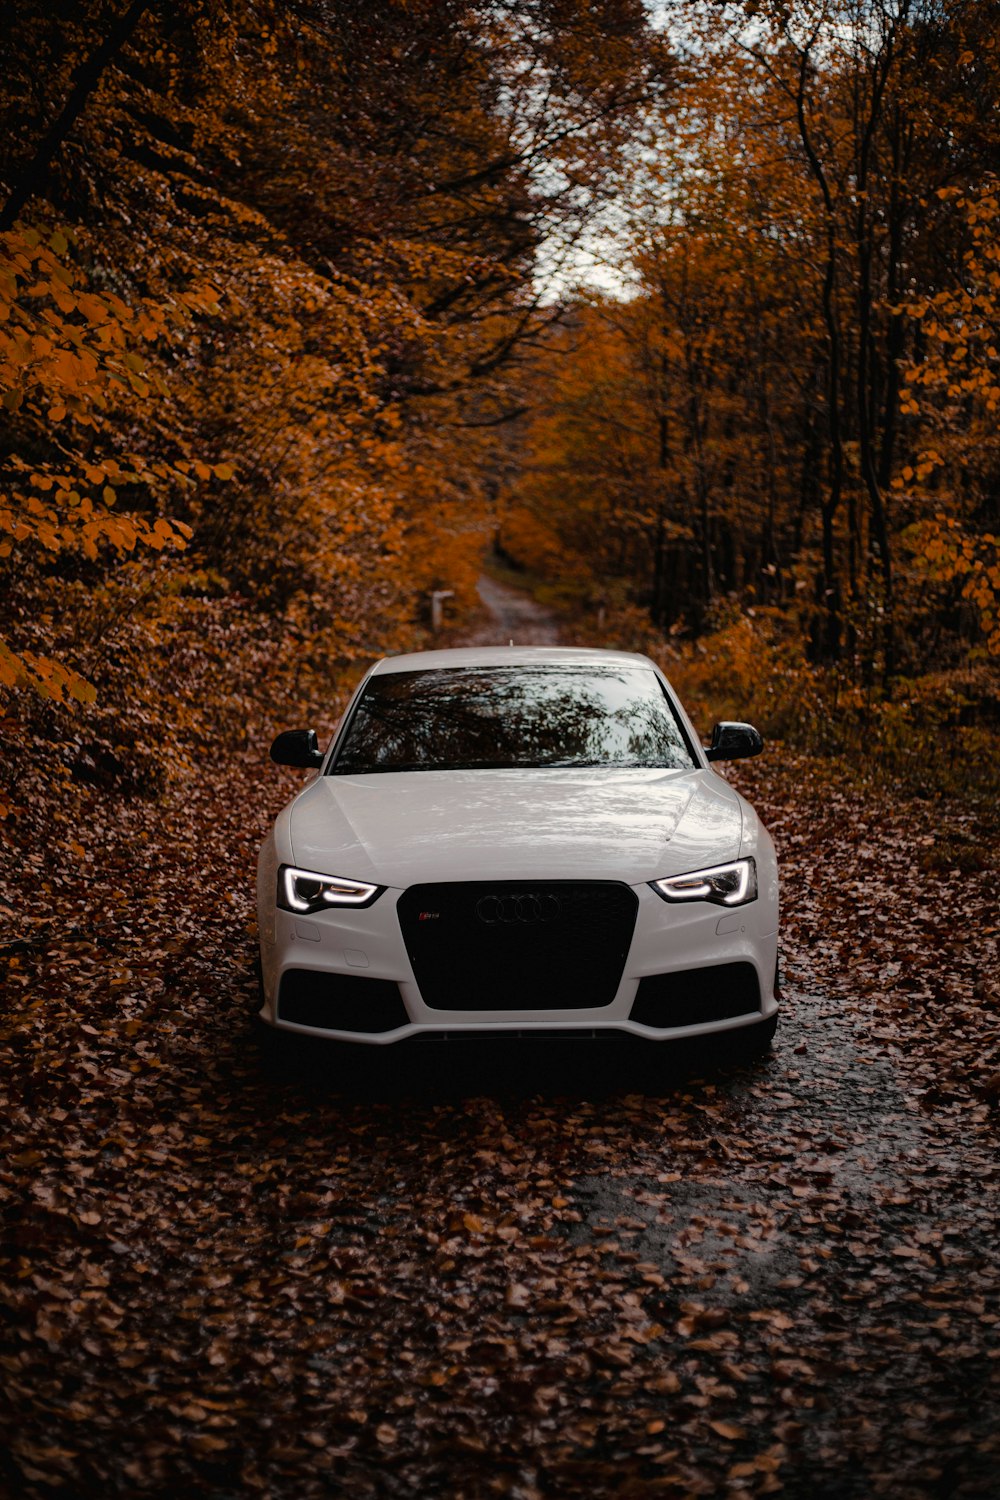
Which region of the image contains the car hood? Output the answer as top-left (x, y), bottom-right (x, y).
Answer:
top-left (288, 767), bottom-right (743, 887)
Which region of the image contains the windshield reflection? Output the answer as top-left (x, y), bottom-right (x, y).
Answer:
top-left (331, 666), bottom-right (695, 774)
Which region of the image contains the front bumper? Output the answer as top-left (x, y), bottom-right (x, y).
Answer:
top-left (258, 882), bottom-right (779, 1044)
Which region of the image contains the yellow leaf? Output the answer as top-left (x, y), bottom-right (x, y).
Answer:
top-left (67, 674), bottom-right (97, 705)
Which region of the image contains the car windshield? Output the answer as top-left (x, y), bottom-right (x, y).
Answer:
top-left (330, 664), bottom-right (695, 774)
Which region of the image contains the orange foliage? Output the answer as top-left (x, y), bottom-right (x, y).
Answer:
top-left (506, 1), bottom-right (1000, 700)
top-left (0, 0), bottom-right (660, 806)
top-left (0, 225), bottom-right (214, 700)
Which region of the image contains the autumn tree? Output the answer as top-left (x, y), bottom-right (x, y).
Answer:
top-left (0, 0), bottom-right (664, 804)
top-left (504, 0), bottom-right (1000, 716)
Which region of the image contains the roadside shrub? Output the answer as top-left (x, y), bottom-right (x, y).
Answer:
top-left (576, 603), bottom-right (1000, 809)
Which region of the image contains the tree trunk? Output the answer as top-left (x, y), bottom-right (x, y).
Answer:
top-left (853, 28), bottom-right (902, 693)
top-left (791, 40), bottom-right (845, 661)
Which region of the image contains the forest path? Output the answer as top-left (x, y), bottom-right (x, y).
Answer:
top-left (3, 619), bottom-right (1000, 1498)
top-left (458, 572), bottom-right (563, 646)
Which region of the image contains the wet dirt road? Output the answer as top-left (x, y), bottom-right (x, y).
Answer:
top-left (2, 594), bottom-right (999, 1499)
top-left (458, 573), bottom-right (563, 646)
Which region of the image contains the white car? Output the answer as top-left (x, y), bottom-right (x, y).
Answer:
top-left (257, 646), bottom-right (779, 1052)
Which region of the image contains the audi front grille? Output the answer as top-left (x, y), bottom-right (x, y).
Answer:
top-left (396, 881), bottom-right (639, 1010)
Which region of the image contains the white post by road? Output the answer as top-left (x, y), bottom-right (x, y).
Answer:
top-left (430, 589), bottom-right (454, 632)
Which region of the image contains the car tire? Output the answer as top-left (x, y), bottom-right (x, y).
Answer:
top-left (730, 1011), bottom-right (778, 1059)
top-left (253, 1013), bottom-right (313, 1080)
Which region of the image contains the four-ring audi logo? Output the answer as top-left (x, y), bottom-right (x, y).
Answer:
top-left (476, 893), bottom-right (561, 925)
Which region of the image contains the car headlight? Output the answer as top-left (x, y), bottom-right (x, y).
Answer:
top-left (277, 865), bottom-right (382, 913)
top-left (650, 856), bottom-right (757, 907)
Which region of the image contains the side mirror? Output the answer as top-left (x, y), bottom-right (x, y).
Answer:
top-left (705, 721), bottom-right (764, 762)
top-left (270, 729), bottom-right (324, 768)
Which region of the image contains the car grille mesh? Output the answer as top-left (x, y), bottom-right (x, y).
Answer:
top-left (277, 971), bottom-right (409, 1032)
top-left (397, 881), bottom-right (638, 1011)
top-left (629, 962), bottom-right (760, 1028)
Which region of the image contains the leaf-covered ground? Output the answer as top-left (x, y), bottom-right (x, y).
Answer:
top-left (2, 653), bottom-right (999, 1497)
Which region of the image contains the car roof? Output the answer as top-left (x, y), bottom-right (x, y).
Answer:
top-left (369, 645), bottom-right (658, 676)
